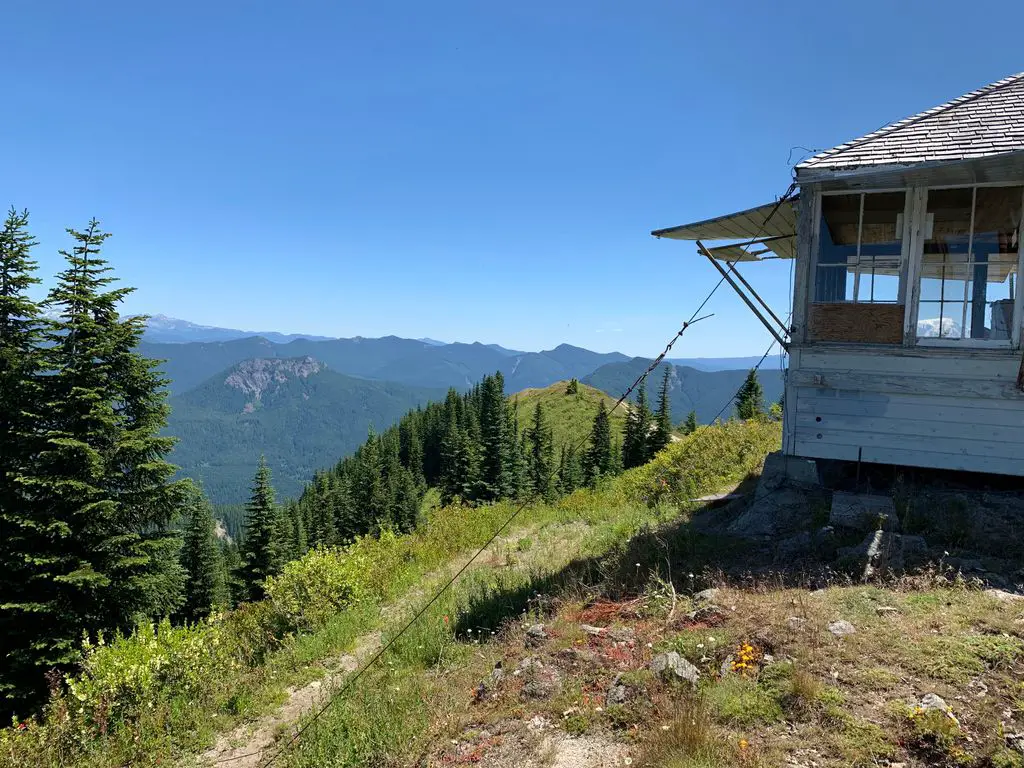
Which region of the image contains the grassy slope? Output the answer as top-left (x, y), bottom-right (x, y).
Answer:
top-left (509, 381), bottom-right (628, 451)
top-left (0, 421), bottom-right (778, 768)
top-left (7, 419), bottom-right (1023, 768)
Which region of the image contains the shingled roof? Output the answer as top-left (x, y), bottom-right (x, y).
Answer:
top-left (797, 73), bottom-right (1024, 174)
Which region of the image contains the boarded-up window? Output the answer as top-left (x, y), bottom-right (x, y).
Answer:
top-left (815, 192), bottom-right (907, 303)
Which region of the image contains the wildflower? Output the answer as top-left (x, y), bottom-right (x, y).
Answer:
top-left (443, 615), bottom-right (449, 625)
top-left (739, 738), bottom-right (749, 751)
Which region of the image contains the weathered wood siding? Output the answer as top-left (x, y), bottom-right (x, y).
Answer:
top-left (784, 345), bottom-right (1024, 476)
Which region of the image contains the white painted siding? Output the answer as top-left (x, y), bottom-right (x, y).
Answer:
top-left (784, 345), bottom-right (1024, 476)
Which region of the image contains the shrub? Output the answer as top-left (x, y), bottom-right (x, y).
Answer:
top-left (265, 546), bottom-right (369, 632)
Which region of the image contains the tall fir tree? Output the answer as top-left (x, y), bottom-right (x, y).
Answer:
top-left (585, 401), bottom-right (614, 485)
top-left (526, 402), bottom-right (555, 502)
top-left (0, 209), bottom-right (44, 710)
top-left (238, 456), bottom-right (279, 600)
top-left (650, 367), bottom-right (673, 455)
top-left (557, 445), bottom-right (584, 495)
top-left (178, 482), bottom-right (228, 623)
top-left (15, 220), bottom-right (186, 709)
top-left (478, 373), bottom-right (507, 500)
top-left (735, 369), bottom-right (765, 420)
top-left (684, 410), bottom-right (698, 434)
top-left (622, 383), bottom-right (653, 469)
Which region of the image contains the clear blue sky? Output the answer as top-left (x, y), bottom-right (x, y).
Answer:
top-left (5, 0), bottom-right (1023, 356)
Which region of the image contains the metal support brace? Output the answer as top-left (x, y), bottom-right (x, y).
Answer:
top-left (696, 240), bottom-right (789, 350)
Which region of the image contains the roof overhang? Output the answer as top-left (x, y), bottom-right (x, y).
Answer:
top-left (651, 198), bottom-right (798, 261)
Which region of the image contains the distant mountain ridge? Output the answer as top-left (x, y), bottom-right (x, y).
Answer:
top-left (143, 336), bottom-right (632, 396)
top-left (166, 356), bottom-right (442, 503)
top-left (141, 314), bottom-right (335, 344)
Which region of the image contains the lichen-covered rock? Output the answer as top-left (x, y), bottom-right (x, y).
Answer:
top-left (650, 651), bottom-right (700, 684)
top-left (827, 619), bottom-right (855, 637)
top-left (525, 624), bottom-right (547, 648)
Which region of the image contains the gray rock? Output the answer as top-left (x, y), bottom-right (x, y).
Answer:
top-left (876, 606), bottom-right (899, 616)
top-left (839, 531), bottom-right (927, 578)
top-left (525, 624), bottom-right (547, 647)
top-left (830, 492), bottom-right (899, 532)
top-left (693, 588), bottom-right (720, 605)
top-left (518, 657), bottom-right (562, 699)
top-left (812, 525), bottom-right (837, 555)
top-left (786, 616), bottom-right (807, 630)
top-left (720, 655), bottom-right (734, 677)
top-left (985, 588), bottom-right (1024, 603)
top-left (920, 693), bottom-right (949, 711)
top-left (579, 623), bottom-right (606, 637)
top-left (827, 619), bottom-right (856, 637)
top-left (650, 651), bottom-right (700, 684)
top-left (776, 531), bottom-right (812, 561)
top-left (687, 604), bottom-right (726, 624)
top-left (606, 673), bottom-right (628, 705)
top-left (608, 627), bottom-right (635, 642)
top-left (729, 487), bottom-right (813, 537)
top-left (490, 662), bottom-right (505, 685)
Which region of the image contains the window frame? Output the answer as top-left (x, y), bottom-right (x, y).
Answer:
top-left (813, 189), bottom-right (913, 305)
top-left (907, 182), bottom-right (1024, 350)
top-left (810, 182), bottom-right (1024, 350)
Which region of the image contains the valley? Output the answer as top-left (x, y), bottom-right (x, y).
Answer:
top-left (149, 320), bottom-right (785, 504)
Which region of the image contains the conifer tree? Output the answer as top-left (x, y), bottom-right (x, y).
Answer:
top-left (478, 373), bottom-right (507, 500)
top-left (178, 483), bottom-right (228, 622)
top-left (440, 406), bottom-right (476, 505)
top-left (238, 456), bottom-right (279, 600)
top-left (622, 384), bottom-right (653, 469)
top-left (684, 410), bottom-right (698, 434)
top-left (585, 401), bottom-right (614, 485)
top-left (735, 369), bottom-right (765, 420)
top-left (650, 367), bottom-right (673, 455)
top-left (221, 542), bottom-right (245, 606)
top-left (565, 378), bottom-right (579, 395)
top-left (557, 445), bottom-right (584, 495)
top-left (0, 209), bottom-right (44, 709)
top-left (526, 402), bottom-right (555, 501)
top-left (23, 220), bottom-right (186, 705)
top-left (503, 402), bottom-right (526, 499)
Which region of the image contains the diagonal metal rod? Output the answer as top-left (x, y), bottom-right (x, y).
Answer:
top-left (697, 240), bottom-right (789, 350)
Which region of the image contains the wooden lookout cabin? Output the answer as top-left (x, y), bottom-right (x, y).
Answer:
top-left (653, 73), bottom-right (1024, 477)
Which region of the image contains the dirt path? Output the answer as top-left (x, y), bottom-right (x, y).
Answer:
top-left (187, 525), bottom-right (558, 768)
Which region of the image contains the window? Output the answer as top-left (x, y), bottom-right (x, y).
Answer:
top-left (815, 191), bottom-right (907, 303)
top-left (916, 185), bottom-right (1022, 342)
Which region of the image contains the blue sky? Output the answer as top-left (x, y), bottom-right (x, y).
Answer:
top-left (5, 1), bottom-right (1023, 357)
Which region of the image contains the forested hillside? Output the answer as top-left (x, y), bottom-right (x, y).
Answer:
top-left (584, 358), bottom-right (784, 424)
top-left (165, 357), bottom-right (442, 503)
top-left (143, 336), bottom-right (628, 396)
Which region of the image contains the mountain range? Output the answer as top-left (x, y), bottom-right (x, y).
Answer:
top-left (142, 316), bottom-right (786, 504)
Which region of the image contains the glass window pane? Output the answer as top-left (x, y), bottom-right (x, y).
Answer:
top-left (816, 192), bottom-right (906, 303)
top-left (917, 186), bottom-right (1022, 342)
top-left (816, 195), bottom-right (859, 301)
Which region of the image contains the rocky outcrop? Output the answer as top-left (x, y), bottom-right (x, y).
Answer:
top-left (224, 357), bottom-right (323, 403)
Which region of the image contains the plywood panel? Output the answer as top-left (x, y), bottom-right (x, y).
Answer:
top-left (807, 303), bottom-right (905, 344)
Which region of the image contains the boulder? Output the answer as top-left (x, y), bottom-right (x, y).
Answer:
top-left (606, 673), bottom-right (628, 705)
top-left (692, 588), bottom-right (720, 605)
top-left (579, 624), bottom-right (606, 637)
top-left (525, 624), bottom-right (547, 648)
top-left (838, 531), bottom-right (928, 578)
top-left (650, 651), bottom-right (700, 684)
top-left (830, 492), bottom-right (899, 532)
top-left (827, 619), bottom-right (856, 638)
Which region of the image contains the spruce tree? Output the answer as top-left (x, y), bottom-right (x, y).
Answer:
top-left (238, 456), bottom-right (279, 600)
top-left (622, 384), bottom-right (653, 469)
top-left (684, 410), bottom-right (698, 434)
top-left (478, 373), bottom-right (507, 500)
top-left (650, 367), bottom-right (673, 455)
top-left (557, 445), bottom-right (583, 495)
top-left (735, 369), bottom-right (765, 420)
top-left (178, 482), bottom-right (228, 622)
top-left (0, 209), bottom-right (44, 709)
top-left (23, 220), bottom-right (185, 706)
top-left (526, 402), bottom-right (555, 502)
top-left (585, 401), bottom-right (614, 485)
